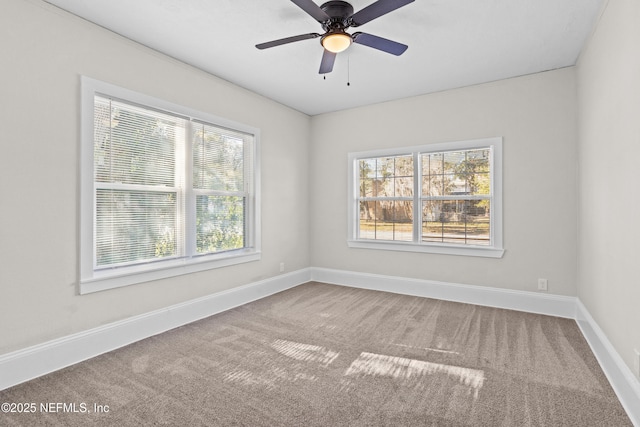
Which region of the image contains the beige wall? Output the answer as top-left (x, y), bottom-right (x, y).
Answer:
top-left (0, 0), bottom-right (310, 354)
top-left (310, 69), bottom-right (578, 295)
top-left (577, 0), bottom-right (640, 376)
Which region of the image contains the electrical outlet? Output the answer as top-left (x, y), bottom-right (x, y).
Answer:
top-left (634, 349), bottom-right (640, 378)
top-left (537, 278), bottom-right (548, 291)
top-left (279, 262), bottom-right (285, 273)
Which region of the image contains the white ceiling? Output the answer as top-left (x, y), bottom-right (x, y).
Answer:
top-left (45, 0), bottom-right (603, 116)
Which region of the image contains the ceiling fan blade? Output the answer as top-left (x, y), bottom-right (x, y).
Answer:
top-left (256, 33), bottom-right (320, 50)
top-left (291, 0), bottom-right (331, 22)
top-left (352, 32), bottom-right (408, 56)
top-left (350, 0), bottom-right (415, 27)
top-left (319, 49), bottom-right (337, 74)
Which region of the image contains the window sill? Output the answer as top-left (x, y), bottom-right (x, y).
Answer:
top-left (347, 240), bottom-right (505, 258)
top-left (80, 250), bottom-right (261, 295)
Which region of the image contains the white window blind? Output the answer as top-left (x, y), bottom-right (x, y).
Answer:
top-left (80, 77), bottom-right (260, 293)
top-left (192, 122), bottom-right (252, 254)
top-left (94, 96), bottom-right (186, 268)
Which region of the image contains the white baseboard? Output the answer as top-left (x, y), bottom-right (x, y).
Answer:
top-left (2, 266), bottom-right (638, 426)
top-left (0, 268), bottom-right (311, 391)
top-left (310, 267), bottom-right (577, 318)
top-left (310, 267), bottom-right (639, 427)
top-left (575, 300), bottom-right (640, 426)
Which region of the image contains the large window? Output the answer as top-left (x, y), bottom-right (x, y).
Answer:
top-left (81, 77), bottom-right (260, 293)
top-left (348, 138), bottom-right (503, 258)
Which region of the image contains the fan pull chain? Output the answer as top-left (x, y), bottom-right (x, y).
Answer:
top-left (347, 55), bottom-right (351, 86)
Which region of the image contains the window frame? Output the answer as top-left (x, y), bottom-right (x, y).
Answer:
top-left (80, 77), bottom-right (261, 294)
top-left (347, 137), bottom-right (504, 258)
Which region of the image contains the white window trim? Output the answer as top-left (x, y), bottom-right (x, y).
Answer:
top-left (80, 76), bottom-right (261, 294)
top-left (347, 137), bottom-right (504, 258)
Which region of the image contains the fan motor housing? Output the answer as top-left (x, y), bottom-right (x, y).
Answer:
top-left (320, 1), bottom-right (354, 21)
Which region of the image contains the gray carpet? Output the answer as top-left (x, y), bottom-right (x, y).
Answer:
top-left (0, 282), bottom-right (632, 426)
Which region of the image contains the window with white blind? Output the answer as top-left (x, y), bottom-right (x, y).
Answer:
top-left (347, 138), bottom-right (504, 258)
top-left (80, 77), bottom-right (260, 293)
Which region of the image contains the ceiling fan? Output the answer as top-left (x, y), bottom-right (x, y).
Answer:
top-left (256, 0), bottom-right (414, 74)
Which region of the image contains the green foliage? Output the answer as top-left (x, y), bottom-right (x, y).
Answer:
top-left (155, 221), bottom-right (176, 258)
top-left (196, 195), bottom-right (244, 253)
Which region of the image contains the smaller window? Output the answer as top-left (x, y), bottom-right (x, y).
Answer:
top-left (348, 138), bottom-right (504, 258)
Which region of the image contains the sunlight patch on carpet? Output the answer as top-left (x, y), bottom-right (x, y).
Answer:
top-left (270, 339), bottom-right (340, 367)
top-left (343, 352), bottom-right (485, 398)
top-left (224, 366), bottom-right (319, 390)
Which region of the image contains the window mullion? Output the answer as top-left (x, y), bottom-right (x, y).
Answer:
top-left (244, 137), bottom-right (252, 249)
top-left (413, 152), bottom-right (421, 243)
top-left (360, 196), bottom-right (413, 202)
top-left (489, 145), bottom-right (496, 246)
top-left (422, 195), bottom-right (491, 201)
top-left (95, 182), bottom-right (180, 193)
top-left (184, 120), bottom-right (195, 257)
top-left (193, 189), bottom-right (246, 198)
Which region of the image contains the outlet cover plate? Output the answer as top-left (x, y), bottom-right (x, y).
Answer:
top-left (537, 278), bottom-right (548, 291)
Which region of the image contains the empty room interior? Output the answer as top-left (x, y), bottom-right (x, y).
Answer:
top-left (1, 0), bottom-right (639, 425)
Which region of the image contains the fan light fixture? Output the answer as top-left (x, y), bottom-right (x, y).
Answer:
top-left (321, 32), bottom-right (352, 53)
